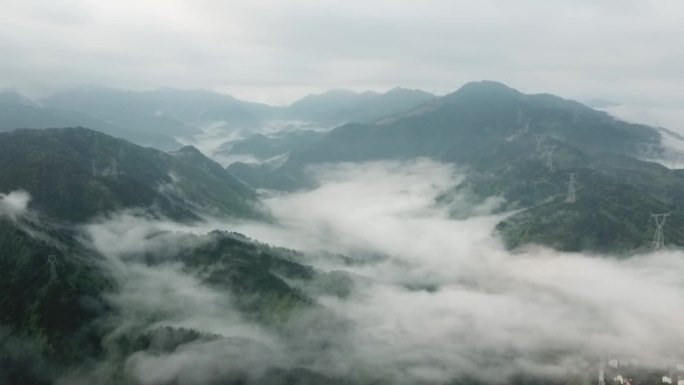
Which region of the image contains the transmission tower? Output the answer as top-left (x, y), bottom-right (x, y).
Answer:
top-left (566, 173), bottom-right (577, 203)
top-left (48, 255), bottom-right (57, 281)
top-left (543, 145), bottom-right (556, 171)
top-left (533, 134), bottom-right (543, 153)
top-left (650, 213), bottom-right (671, 250)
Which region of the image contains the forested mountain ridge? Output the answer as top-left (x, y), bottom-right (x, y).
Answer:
top-left (0, 127), bottom-right (260, 222)
top-left (0, 214), bottom-right (113, 384)
top-left (0, 129), bottom-right (328, 382)
top-left (229, 81), bottom-right (684, 253)
top-left (1, 86), bottom-right (436, 154)
top-left (0, 205), bottom-right (334, 384)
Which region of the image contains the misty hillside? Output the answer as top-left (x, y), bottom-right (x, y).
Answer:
top-left (0, 91), bottom-right (185, 150)
top-left (281, 81), bottom-right (661, 167)
top-left (0, 128), bottom-right (259, 222)
top-left (0, 86), bottom-right (436, 159)
top-left (43, 87), bottom-right (266, 132)
top-left (214, 130), bottom-right (327, 164)
top-left (204, 87), bottom-right (434, 164)
top-left (0, 202), bottom-right (336, 384)
top-left (42, 86), bottom-right (435, 131)
top-left (229, 81), bottom-right (684, 252)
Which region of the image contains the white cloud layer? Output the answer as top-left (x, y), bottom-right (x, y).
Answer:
top-left (82, 160), bottom-right (684, 384)
top-left (0, 190), bottom-right (31, 220)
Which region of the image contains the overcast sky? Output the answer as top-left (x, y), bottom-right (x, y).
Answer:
top-left (1, 0), bottom-right (684, 118)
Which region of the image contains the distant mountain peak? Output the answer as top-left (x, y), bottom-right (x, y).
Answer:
top-left (174, 145), bottom-right (204, 156)
top-left (360, 90), bottom-right (382, 97)
top-left (449, 80), bottom-right (523, 99)
top-left (384, 87), bottom-right (434, 98)
top-left (321, 88), bottom-right (359, 96)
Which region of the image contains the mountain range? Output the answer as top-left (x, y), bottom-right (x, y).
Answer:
top-left (0, 87), bottom-right (435, 151)
top-left (1, 80), bottom-right (684, 384)
top-left (228, 81), bottom-right (684, 253)
top-left (0, 127), bottom-right (259, 222)
top-left (2, 81), bottom-right (682, 252)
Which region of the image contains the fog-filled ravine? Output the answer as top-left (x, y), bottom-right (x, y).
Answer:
top-left (3, 157), bottom-right (684, 384)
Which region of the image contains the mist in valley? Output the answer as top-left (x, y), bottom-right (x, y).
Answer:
top-left (3, 1), bottom-right (684, 384)
top-left (67, 158), bottom-right (684, 384)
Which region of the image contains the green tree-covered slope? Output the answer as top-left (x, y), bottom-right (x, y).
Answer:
top-left (0, 128), bottom-right (260, 222)
top-left (229, 81), bottom-right (684, 253)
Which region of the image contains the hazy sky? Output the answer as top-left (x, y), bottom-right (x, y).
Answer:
top-left (1, 0), bottom-right (684, 111)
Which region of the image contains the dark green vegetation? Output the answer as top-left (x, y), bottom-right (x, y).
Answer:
top-left (0, 215), bottom-right (113, 385)
top-left (0, 126), bottom-right (350, 383)
top-left (0, 121), bottom-right (360, 382)
top-left (229, 81), bottom-right (684, 253)
top-left (0, 208), bottom-right (334, 384)
top-left (0, 127), bottom-right (259, 222)
top-left (139, 230), bottom-right (316, 322)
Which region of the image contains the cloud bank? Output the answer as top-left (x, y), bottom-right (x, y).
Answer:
top-left (81, 159), bottom-right (684, 384)
top-left (0, 190), bottom-right (31, 220)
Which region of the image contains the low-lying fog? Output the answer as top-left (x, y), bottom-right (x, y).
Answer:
top-left (177, 120), bottom-right (333, 167)
top-left (81, 159), bottom-right (684, 384)
top-left (600, 106), bottom-right (684, 169)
